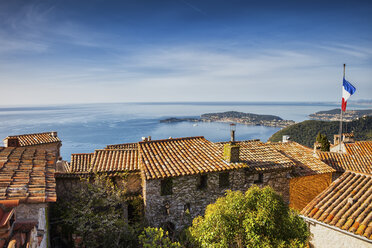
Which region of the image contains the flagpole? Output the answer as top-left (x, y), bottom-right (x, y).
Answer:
top-left (338, 64), bottom-right (345, 152)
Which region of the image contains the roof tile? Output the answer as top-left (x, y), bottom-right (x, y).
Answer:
top-left (301, 171), bottom-right (372, 240)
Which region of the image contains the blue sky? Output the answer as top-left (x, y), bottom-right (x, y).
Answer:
top-left (1, 0), bottom-right (371, 105)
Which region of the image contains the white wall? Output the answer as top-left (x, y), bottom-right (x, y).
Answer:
top-left (308, 222), bottom-right (371, 248)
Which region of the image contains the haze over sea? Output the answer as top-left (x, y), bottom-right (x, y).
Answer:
top-left (0, 102), bottom-right (370, 160)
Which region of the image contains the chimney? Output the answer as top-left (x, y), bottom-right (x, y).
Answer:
top-left (51, 131), bottom-right (58, 138)
top-left (313, 142), bottom-right (321, 153)
top-left (230, 123), bottom-right (236, 143)
top-left (148, 136), bottom-right (152, 141)
top-left (333, 134), bottom-right (341, 146)
top-left (282, 135), bottom-right (290, 143)
top-left (224, 143), bottom-right (240, 163)
top-left (4, 137), bottom-right (19, 147)
top-left (224, 123), bottom-right (239, 163)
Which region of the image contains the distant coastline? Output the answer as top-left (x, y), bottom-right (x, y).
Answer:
top-left (309, 109), bottom-right (372, 122)
top-left (160, 111), bottom-right (295, 128)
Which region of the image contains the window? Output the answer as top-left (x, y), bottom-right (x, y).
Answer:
top-left (219, 172), bottom-right (230, 189)
top-left (254, 173), bottom-right (264, 184)
top-left (197, 175), bottom-right (208, 190)
top-left (161, 178), bottom-right (173, 196)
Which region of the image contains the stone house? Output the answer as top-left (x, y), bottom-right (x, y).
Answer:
top-left (3, 132), bottom-right (62, 159)
top-left (62, 135), bottom-right (338, 232)
top-left (139, 137), bottom-right (296, 231)
top-left (301, 171), bottom-right (372, 248)
top-left (0, 145), bottom-right (58, 248)
top-left (55, 145), bottom-right (142, 223)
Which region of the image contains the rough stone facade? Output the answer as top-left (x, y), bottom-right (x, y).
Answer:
top-left (289, 173), bottom-right (332, 211)
top-left (143, 168), bottom-right (290, 231)
top-left (55, 173), bottom-right (142, 200)
top-left (15, 203), bottom-right (49, 248)
top-left (306, 221), bottom-right (371, 248)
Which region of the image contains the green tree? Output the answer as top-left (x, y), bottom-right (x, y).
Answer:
top-left (58, 173), bottom-right (142, 248)
top-left (189, 186), bottom-right (309, 248)
top-left (139, 227), bottom-right (181, 248)
top-left (316, 132), bottom-right (330, 152)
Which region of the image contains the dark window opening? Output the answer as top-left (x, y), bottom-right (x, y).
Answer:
top-left (184, 203), bottom-right (191, 213)
top-left (254, 173), bottom-right (264, 184)
top-left (161, 178), bottom-right (173, 196)
top-left (219, 172), bottom-right (230, 189)
top-left (197, 175), bottom-right (208, 190)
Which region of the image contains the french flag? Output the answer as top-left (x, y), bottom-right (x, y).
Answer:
top-left (342, 78), bottom-right (356, 112)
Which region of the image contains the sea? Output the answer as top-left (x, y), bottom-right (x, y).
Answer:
top-left (0, 102), bottom-right (370, 161)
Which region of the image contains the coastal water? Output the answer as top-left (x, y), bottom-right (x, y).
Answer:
top-left (0, 102), bottom-right (370, 160)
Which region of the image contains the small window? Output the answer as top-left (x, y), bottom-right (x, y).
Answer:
top-left (219, 172), bottom-right (230, 189)
top-left (197, 175), bottom-right (208, 190)
top-left (184, 203), bottom-right (191, 213)
top-left (254, 173), bottom-right (263, 184)
top-left (161, 178), bottom-right (173, 196)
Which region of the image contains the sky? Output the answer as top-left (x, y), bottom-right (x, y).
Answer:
top-left (1, 0), bottom-right (372, 105)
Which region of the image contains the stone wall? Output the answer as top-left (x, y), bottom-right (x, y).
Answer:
top-left (307, 221), bottom-right (371, 248)
top-left (15, 203), bottom-right (48, 248)
top-left (289, 173), bottom-right (332, 211)
top-left (143, 168), bottom-right (290, 231)
top-left (16, 203), bottom-right (47, 221)
top-left (55, 173), bottom-right (142, 201)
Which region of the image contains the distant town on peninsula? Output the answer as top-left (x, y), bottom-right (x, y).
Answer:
top-left (309, 108), bottom-right (372, 121)
top-left (160, 111), bottom-right (295, 127)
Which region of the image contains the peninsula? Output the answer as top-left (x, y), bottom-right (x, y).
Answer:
top-left (309, 109), bottom-right (372, 122)
top-left (160, 111), bottom-right (295, 127)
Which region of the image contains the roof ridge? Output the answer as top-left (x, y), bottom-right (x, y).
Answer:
top-left (5, 131), bottom-right (57, 138)
top-left (139, 136), bottom-right (205, 143)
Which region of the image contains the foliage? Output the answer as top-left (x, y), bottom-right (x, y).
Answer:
top-left (56, 173), bottom-right (142, 248)
top-left (139, 227), bottom-right (181, 248)
top-left (269, 116), bottom-right (372, 147)
top-left (316, 132), bottom-right (330, 151)
top-left (188, 186), bottom-right (309, 248)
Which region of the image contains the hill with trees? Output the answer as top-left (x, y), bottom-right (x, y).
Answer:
top-left (269, 116), bottom-right (372, 148)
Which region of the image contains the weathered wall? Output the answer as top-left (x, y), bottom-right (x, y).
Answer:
top-left (15, 203), bottom-right (48, 248)
top-left (289, 173), bottom-right (332, 211)
top-left (16, 203), bottom-right (47, 221)
top-left (143, 169), bottom-right (290, 230)
top-left (307, 221), bottom-right (371, 248)
top-left (55, 173), bottom-right (142, 201)
top-left (27, 142), bottom-right (62, 158)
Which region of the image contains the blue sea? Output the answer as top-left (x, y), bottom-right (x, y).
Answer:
top-left (0, 102), bottom-right (370, 160)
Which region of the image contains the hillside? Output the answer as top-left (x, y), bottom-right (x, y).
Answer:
top-left (269, 116), bottom-right (372, 148)
top-left (201, 111), bottom-right (283, 121)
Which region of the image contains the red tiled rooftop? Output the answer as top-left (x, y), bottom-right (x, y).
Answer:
top-left (70, 153), bottom-right (93, 173)
top-left (4, 132), bottom-right (60, 147)
top-left (317, 141), bottom-right (372, 174)
top-left (301, 171), bottom-right (372, 240)
top-left (268, 142), bottom-right (335, 176)
top-left (0, 147), bottom-right (57, 203)
top-left (92, 149), bottom-right (139, 172)
top-left (139, 136), bottom-right (247, 180)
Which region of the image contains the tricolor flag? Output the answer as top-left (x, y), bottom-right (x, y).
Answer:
top-left (342, 78), bottom-right (356, 112)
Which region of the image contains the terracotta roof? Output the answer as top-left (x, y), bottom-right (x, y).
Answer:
top-left (139, 136), bottom-right (249, 180)
top-left (70, 153), bottom-right (93, 172)
top-left (4, 132), bottom-right (60, 147)
top-left (215, 140), bottom-right (295, 172)
top-left (317, 141), bottom-right (372, 174)
top-left (301, 171), bottom-right (372, 240)
top-left (0, 147), bottom-right (57, 203)
top-left (91, 149), bottom-right (139, 172)
top-left (105, 143), bottom-right (138, 149)
top-left (268, 142), bottom-right (335, 176)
